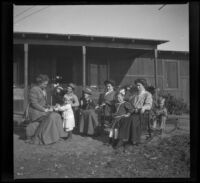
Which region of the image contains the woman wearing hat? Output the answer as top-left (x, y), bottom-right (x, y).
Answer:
top-left (117, 78), bottom-right (153, 147)
top-left (79, 88), bottom-right (99, 136)
top-left (64, 83), bottom-right (80, 131)
top-left (96, 80), bottom-right (116, 128)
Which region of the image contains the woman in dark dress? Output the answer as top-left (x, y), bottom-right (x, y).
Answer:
top-left (96, 80), bottom-right (116, 128)
top-left (79, 88), bottom-right (99, 136)
top-left (118, 78), bottom-right (153, 147)
top-left (26, 74), bottom-right (68, 145)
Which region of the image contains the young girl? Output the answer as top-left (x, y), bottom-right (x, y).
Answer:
top-left (108, 92), bottom-right (133, 148)
top-left (54, 94), bottom-right (75, 140)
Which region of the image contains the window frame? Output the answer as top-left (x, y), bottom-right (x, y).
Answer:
top-left (163, 59), bottom-right (180, 90)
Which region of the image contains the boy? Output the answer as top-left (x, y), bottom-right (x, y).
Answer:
top-left (153, 96), bottom-right (168, 134)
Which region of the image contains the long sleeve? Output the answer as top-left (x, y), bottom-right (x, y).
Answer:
top-left (29, 87), bottom-right (46, 112)
top-left (104, 91), bottom-right (116, 106)
top-left (124, 102), bottom-right (134, 113)
top-left (98, 93), bottom-right (104, 105)
top-left (71, 94), bottom-right (79, 107)
top-left (58, 104), bottom-right (70, 111)
top-left (142, 92), bottom-right (153, 111)
top-left (130, 91), bottom-right (153, 111)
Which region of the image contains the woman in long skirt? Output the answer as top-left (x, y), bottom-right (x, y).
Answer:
top-left (96, 80), bottom-right (116, 128)
top-left (118, 78), bottom-right (153, 146)
top-left (26, 74), bottom-right (68, 145)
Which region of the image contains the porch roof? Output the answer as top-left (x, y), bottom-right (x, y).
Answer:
top-left (14, 32), bottom-right (169, 50)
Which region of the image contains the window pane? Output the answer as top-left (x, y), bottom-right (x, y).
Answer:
top-left (165, 62), bottom-right (178, 88)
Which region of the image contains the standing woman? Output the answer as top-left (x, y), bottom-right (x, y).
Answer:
top-left (26, 74), bottom-right (68, 145)
top-left (118, 78), bottom-right (153, 146)
top-left (97, 80), bottom-right (116, 128)
top-left (64, 83), bottom-right (80, 131)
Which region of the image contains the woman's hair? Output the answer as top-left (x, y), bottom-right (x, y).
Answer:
top-left (134, 78), bottom-right (148, 89)
top-left (104, 80), bottom-right (115, 87)
top-left (36, 74), bottom-right (49, 85)
top-left (115, 91), bottom-right (125, 99)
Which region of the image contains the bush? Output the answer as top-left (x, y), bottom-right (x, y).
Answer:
top-left (159, 93), bottom-right (188, 115)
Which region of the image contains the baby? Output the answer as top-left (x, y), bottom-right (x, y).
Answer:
top-left (54, 94), bottom-right (75, 140)
top-left (153, 96), bottom-right (168, 134)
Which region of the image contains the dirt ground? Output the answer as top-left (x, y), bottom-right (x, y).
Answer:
top-left (14, 115), bottom-right (190, 179)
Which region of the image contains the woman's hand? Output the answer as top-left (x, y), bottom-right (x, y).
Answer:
top-left (100, 103), bottom-right (106, 107)
top-left (124, 113), bottom-right (131, 118)
top-left (140, 107), bottom-right (146, 114)
top-left (134, 108), bottom-right (139, 113)
top-left (95, 106), bottom-right (99, 110)
top-left (48, 107), bottom-right (53, 112)
top-left (44, 108), bottom-right (49, 113)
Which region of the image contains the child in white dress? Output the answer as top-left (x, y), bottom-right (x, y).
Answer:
top-left (54, 94), bottom-right (75, 139)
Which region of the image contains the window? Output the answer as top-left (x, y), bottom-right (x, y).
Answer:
top-left (164, 61), bottom-right (178, 88)
top-left (89, 63), bottom-right (108, 86)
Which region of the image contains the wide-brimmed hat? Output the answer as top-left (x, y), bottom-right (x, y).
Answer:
top-left (104, 80), bottom-right (115, 86)
top-left (134, 78), bottom-right (148, 89)
top-left (67, 83), bottom-right (76, 89)
top-left (82, 88), bottom-right (92, 95)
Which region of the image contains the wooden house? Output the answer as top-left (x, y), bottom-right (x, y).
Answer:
top-left (13, 32), bottom-right (189, 114)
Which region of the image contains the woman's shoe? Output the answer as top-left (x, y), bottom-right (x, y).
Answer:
top-left (104, 138), bottom-right (112, 146)
top-left (114, 140), bottom-right (124, 149)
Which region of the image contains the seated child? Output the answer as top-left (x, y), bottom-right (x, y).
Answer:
top-left (153, 96), bottom-right (168, 134)
top-left (54, 94), bottom-right (75, 140)
top-left (108, 92), bottom-right (133, 147)
top-left (79, 88), bottom-right (99, 136)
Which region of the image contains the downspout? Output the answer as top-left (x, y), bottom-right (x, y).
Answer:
top-left (154, 48), bottom-right (158, 101)
top-left (82, 46), bottom-right (86, 87)
top-left (24, 43), bottom-right (28, 110)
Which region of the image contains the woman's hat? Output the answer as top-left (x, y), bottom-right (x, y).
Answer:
top-left (67, 83), bottom-right (76, 89)
top-left (82, 88), bottom-right (92, 95)
top-left (53, 75), bottom-right (63, 83)
top-left (134, 78), bottom-right (148, 89)
top-left (104, 79), bottom-right (115, 86)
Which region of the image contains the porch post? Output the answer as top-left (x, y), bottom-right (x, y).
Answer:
top-left (24, 43), bottom-right (29, 109)
top-left (82, 46), bottom-right (86, 87)
top-left (154, 48), bottom-right (158, 101)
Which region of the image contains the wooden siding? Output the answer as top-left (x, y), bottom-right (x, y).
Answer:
top-left (13, 44), bottom-right (189, 114)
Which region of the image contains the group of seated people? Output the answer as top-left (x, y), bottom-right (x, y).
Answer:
top-left (25, 74), bottom-right (167, 149)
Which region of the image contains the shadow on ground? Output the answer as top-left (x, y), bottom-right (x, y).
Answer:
top-left (14, 120), bottom-right (27, 141)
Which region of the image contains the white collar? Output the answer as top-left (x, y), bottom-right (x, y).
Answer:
top-left (138, 90), bottom-right (145, 96)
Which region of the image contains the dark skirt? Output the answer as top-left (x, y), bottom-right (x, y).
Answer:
top-left (30, 112), bottom-right (68, 145)
top-left (111, 117), bottom-right (122, 129)
top-left (118, 114), bottom-right (146, 143)
top-left (79, 109), bottom-right (99, 135)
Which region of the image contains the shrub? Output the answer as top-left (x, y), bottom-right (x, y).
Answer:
top-left (159, 93), bottom-right (188, 115)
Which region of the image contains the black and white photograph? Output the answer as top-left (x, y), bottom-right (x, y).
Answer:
top-left (12, 3), bottom-right (192, 179)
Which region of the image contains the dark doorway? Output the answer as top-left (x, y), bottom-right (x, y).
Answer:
top-left (56, 57), bottom-right (73, 83)
top-left (88, 58), bottom-right (108, 87)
